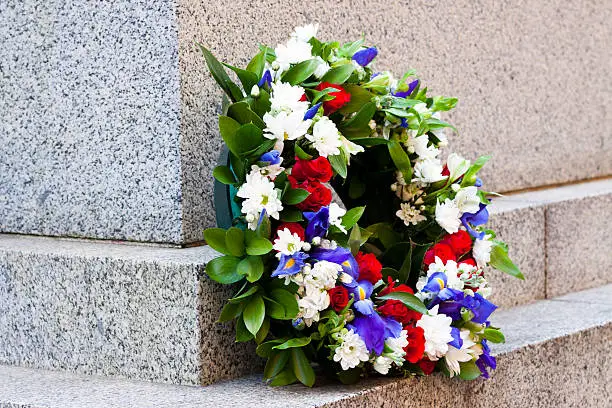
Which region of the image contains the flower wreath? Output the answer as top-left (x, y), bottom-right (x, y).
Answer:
top-left (199, 24), bottom-right (523, 387)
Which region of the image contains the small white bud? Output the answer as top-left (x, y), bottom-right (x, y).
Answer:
top-left (250, 84), bottom-right (260, 98)
top-left (301, 242), bottom-right (311, 252)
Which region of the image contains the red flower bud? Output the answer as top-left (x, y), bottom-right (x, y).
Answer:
top-left (291, 156), bottom-right (333, 183)
top-left (328, 286), bottom-right (349, 312)
top-left (315, 82), bottom-right (351, 115)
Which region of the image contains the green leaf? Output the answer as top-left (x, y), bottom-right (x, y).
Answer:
top-left (237, 256), bottom-right (265, 283)
top-left (235, 123), bottom-right (264, 151)
top-left (321, 63), bottom-right (354, 84)
top-left (227, 102), bottom-right (266, 128)
top-left (223, 63), bottom-right (259, 93)
top-left (246, 49), bottom-right (267, 77)
top-left (483, 328), bottom-right (506, 344)
top-left (213, 165), bottom-right (237, 185)
top-left (197, 43), bottom-right (243, 102)
top-left (290, 348), bottom-right (315, 387)
top-left (294, 144), bottom-right (313, 160)
top-left (341, 102), bottom-right (376, 130)
top-left (381, 267), bottom-right (399, 281)
top-left (235, 315), bottom-right (254, 342)
top-left (225, 227), bottom-right (245, 257)
top-left (228, 285), bottom-right (259, 303)
top-left (348, 225), bottom-right (362, 255)
top-left (256, 339), bottom-right (284, 358)
top-left (281, 59), bottom-right (320, 85)
top-left (341, 206), bottom-right (365, 230)
top-left (269, 366), bottom-right (297, 386)
top-left (409, 244), bottom-right (431, 287)
top-left (255, 317), bottom-right (270, 344)
top-left (218, 301), bottom-right (242, 323)
top-left (218, 116), bottom-right (242, 155)
top-left (264, 350), bottom-right (290, 379)
top-left (282, 188), bottom-right (310, 205)
top-left (204, 228), bottom-right (230, 255)
top-left (366, 223), bottom-right (399, 250)
top-left (377, 291), bottom-right (428, 314)
top-left (280, 208), bottom-right (304, 222)
top-left (269, 289), bottom-right (299, 319)
top-left (337, 367), bottom-right (362, 384)
top-left (245, 236), bottom-right (273, 256)
top-left (458, 361), bottom-right (482, 380)
top-left (461, 155), bottom-right (491, 187)
top-left (329, 152), bottom-right (348, 178)
top-left (388, 140), bottom-right (412, 183)
top-left (206, 256), bottom-right (243, 284)
top-left (338, 84), bottom-right (374, 114)
top-left (489, 243), bottom-right (524, 280)
top-left (398, 246), bottom-right (412, 284)
top-left (273, 337), bottom-right (311, 350)
top-left (243, 295), bottom-right (265, 336)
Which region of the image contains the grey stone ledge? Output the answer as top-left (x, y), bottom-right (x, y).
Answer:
top-left (1, 284), bottom-right (610, 408)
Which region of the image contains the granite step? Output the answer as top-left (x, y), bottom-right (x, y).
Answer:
top-left (0, 178), bottom-right (610, 386)
top-left (1, 284), bottom-right (610, 408)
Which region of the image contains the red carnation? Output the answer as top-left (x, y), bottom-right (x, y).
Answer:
top-left (291, 157), bottom-right (333, 183)
top-left (379, 300), bottom-right (422, 326)
top-left (440, 230), bottom-right (473, 257)
top-left (315, 82), bottom-right (351, 115)
top-left (403, 325), bottom-right (426, 364)
top-left (355, 251), bottom-right (383, 284)
top-left (328, 286), bottom-right (350, 312)
top-left (423, 243), bottom-right (456, 267)
top-left (418, 358), bottom-right (437, 375)
top-left (275, 222), bottom-right (305, 241)
top-left (288, 175), bottom-right (332, 212)
top-left (379, 276), bottom-right (414, 297)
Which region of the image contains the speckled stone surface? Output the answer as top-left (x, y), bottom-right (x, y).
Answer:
top-left (0, 234), bottom-right (259, 385)
top-left (1, 285), bottom-right (610, 408)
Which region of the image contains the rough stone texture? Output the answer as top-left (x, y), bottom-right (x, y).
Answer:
top-left (546, 193), bottom-right (612, 298)
top-left (0, 234), bottom-right (259, 386)
top-left (2, 1), bottom-right (611, 243)
top-left (1, 285), bottom-right (610, 408)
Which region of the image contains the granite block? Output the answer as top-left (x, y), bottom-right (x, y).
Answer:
top-left (546, 191), bottom-right (612, 298)
top-left (1, 285), bottom-right (610, 408)
top-left (0, 234), bottom-right (259, 386)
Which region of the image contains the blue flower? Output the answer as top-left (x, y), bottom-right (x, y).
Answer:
top-left (348, 313), bottom-right (386, 354)
top-left (303, 102), bottom-right (322, 120)
top-left (437, 292), bottom-right (497, 324)
top-left (461, 203), bottom-right (489, 239)
top-left (421, 272), bottom-right (465, 308)
top-left (349, 280), bottom-right (375, 315)
top-left (271, 252), bottom-right (308, 277)
top-left (259, 150), bottom-right (281, 165)
top-left (393, 79), bottom-right (420, 98)
top-left (309, 246), bottom-right (359, 283)
top-left (474, 177), bottom-right (483, 187)
top-left (400, 118), bottom-right (408, 128)
top-left (448, 327), bottom-right (463, 349)
top-left (476, 340), bottom-right (496, 378)
top-left (303, 206), bottom-right (330, 242)
top-left (352, 47), bottom-right (378, 66)
top-left (257, 70), bottom-right (272, 88)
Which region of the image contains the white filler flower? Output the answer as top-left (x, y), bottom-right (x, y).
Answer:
top-left (236, 169), bottom-right (283, 226)
top-left (306, 116), bottom-right (342, 157)
top-left (473, 234), bottom-right (494, 268)
top-left (435, 198), bottom-right (461, 234)
top-left (328, 203), bottom-right (347, 233)
top-left (416, 305), bottom-right (454, 361)
top-left (396, 203), bottom-right (427, 226)
top-left (373, 355), bottom-right (393, 375)
top-left (413, 158), bottom-right (447, 184)
top-left (333, 329), bottom-right (370, 370)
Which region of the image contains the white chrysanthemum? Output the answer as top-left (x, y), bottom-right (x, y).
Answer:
top-left (291, 24), bottom-right (319, 42)
top-left (340, 136), bottom-right (365, 163)
top-left (385, 330), bottom-right (409, 363)
top-left (269, 82), bottom-right (309, 113)
top-left (473, 234), bottom-right (493, 268)
top-left (416, 305), bottom-right (454, 361)
top-left (396, 203), bottom-right (427, 226)
top-left (412, 134), bottom-right (439, 160)
top-left (273, 228), bottom-right (305, 256)
top-left (425, 258), bottom-right (465, 291)
top-left (298, 289), bottom-right (330, 325)
top-left (435, 198), bottom-right (461, 234)
top-left (445, 329), bottom-right (481, 377)
top-left (263, 111), bottom-right (312, 142)
top-left (328, 202), bottom-right (347, 233)
top-left (413, 158), bottom-right (447, 184)
top-left (372, 355), bottom-right (393, 375)
top-left (313, 56), bottom-right (331, 79)
top-left (454, 186), bottom-right (481, 215)
top-left (304, 260), bottom-right (342, 291)
top-left (446, 153), bottom-right (470, 182)
top-left (236, 170), bottom-right (283, 227)
top-left (251, 164), bottom-right (284, 180)
top-left (306, 117), bottom-right (342, 157)
top-left (274, 38), bottom-right (313, 73)
top-left (333, 329), bottom-right (370, 370)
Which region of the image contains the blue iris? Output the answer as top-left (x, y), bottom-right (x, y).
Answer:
top-left (476, 340), bottom-right (496, 378)
top-left (461, 203), bottom-right (489, 239)
top-left (421, 272), bottom-right (464, 308)
top-left (393, 79), bottom-right (420, 98)
top-left (348, 281), bottom-right (375, 315)
top-left (448, 327), bottom-right (463, 349)
top-left (271, 252), bottom-right (308, 277)
top-left (303, 102), bottom-right (322, 120)
top-left (260, 150), bottom-right (281, 165)
top-left (437, 292), bottom-right (497, 324)
top-left (257, 70), bottom-right (272, 88)
top-left (303, 206), bottom-right (329, 242)
top-left (309, 246), bottom-right (359, 284)
top-left (352, 47), bottom-right (378, 66)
